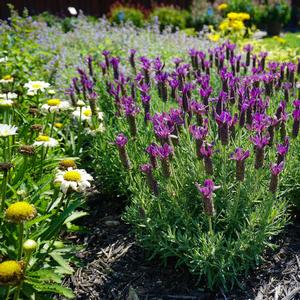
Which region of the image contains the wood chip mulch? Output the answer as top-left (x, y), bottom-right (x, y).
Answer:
top-left (60, 194), bottom-right (300, 300)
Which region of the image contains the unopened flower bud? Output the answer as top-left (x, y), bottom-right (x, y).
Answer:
top-left (23, 239), bottom-right (37, 253)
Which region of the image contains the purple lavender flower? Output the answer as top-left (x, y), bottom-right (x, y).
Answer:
top-left (230, 148), bottom-right (250, 181)
top-left (115, 133), bottom-right (131, 169)
top-left (121, 96), bottom-right (140, 137)
top-left (215, 111), bottom-right (232, 145)
top-left (157, 143), bottom-right (173, 178)
top-left (110, 57), bottom-right (120, 80)
top-left (200, 142), bottom-right (214, 175)
top-left (140, 163), bottom-right (159, 196)
top-left (195, 179), bottom-right (220, 216)
top-left (250, 134), bottom-right (269, 169)
top-left (277, 137), bottom-right (289, 163)
top-left (292, 100), bottom-right (300, 138)
top-left (190, 100), bottom-right (207, 125)
top-left (189, 124), bottom-right (208, 158)
top-left (129, 49), bottom-right (137, 72)
top-left (269, 162), bottom-right (284, 193)
top-left (102, 50), bottom-right (110, 69)
top-left (146, 143), bottom-right (159, 168)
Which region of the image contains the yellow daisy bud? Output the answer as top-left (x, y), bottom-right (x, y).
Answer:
top-left (59, 159), bottom-right (77, 170)
top-left (0, 260), bottom-right (23, 285)
top-left (54, 122), bottom-right (63, 129)
top-left (23, 239), bottom-right (37, 253)
top-left (6, 201), bottom-right (36, 223)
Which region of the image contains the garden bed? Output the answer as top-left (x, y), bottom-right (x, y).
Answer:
top-left (61, 194), bottom-right (300, 300)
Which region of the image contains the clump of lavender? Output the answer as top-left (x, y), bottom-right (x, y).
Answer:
top-left (157, 144), bottom-right (173, 178)
top-left (200, 142), bottom-right (214, 176)
top-left (195, 179), bottom-right (220, 217)
top-left (115, 133), bottom-right (131, 170)
top-left (269, 162), bottom-right (284, 193)
top-left (230, 148), bottom-right (250, 181)
top-left (140, 163), bottom-right (159, 196)
top-left (250, 134), bottom-right (269, 169)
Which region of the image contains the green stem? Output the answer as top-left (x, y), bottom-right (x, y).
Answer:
top-left (49, 112), bottom-right (56, 138)
top-left (13, 283), bottom-right (21, 300)
top-left (5, 286), bottom-right (11, 300)
top-left (1, 170), bottom-right (8, 213)
top-left (17, 222), bottom-right (24, 260)
top-left (208, 216), bottom-right (213, 235)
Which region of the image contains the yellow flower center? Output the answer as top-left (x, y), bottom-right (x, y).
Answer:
top-left (6, 201), bottom-right (36, 222)
top-left (60, 159), bottom-right (76, 168)
top-left (83, 109), bottom-right (92, 117)
top-left (47, 99), bottom-right (61, 106)
top-left (32, 83), bottom-right (42, 89)
top-left (0, 260), bottom-right (22, 284)
top-left (3, 75), bottom-right (12, 80)
top-left (36, 135), bottom-right (50, 142)
top-left (63, 170), bottom-right (81, 181)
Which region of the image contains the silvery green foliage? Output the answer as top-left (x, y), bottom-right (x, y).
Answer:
top-left (26, 13), bottom-right (213, 91)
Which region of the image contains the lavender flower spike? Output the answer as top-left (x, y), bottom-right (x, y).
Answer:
top-left (157, 144), bottom-right (173, 178)
top-left (115, 133), bottom-right (131, 170)
top-left (140, 163), bottom-right (159, 196)
top-left (195, 179), bottom-right (220, 216)
top-left (250, 134), bottom-right (269, 169)
top-left (269, 162), bottom-right (284, 193)
top-left (230, 148), bottom-right (250, 181)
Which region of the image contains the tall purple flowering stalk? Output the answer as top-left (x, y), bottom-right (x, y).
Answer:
top-left (157, 144), bottom-right (173, 178)
top-left (140, 163), bottom-right (159, 196)
top-left (200, 142), bottom-right (214, 176)
top-left (269, 162), bottom-right (284, 193)
top-left (115, 133), bottom-right (131, 170)
top-left (292, 100), bottom-right (300, 138)
top-left (230, 148), bottom-right (250, 181)
top-left (189, 123), bottom-right (208, 159)
top-left (250, 134), bottom-right (270, 169)
top-left (121, 96), bottom-right (140, 137)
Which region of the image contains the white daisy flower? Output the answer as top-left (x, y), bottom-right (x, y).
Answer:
top-left (54, 167), bottom-right (93, 194)
top-left (72, 106), bottom-right (104, 124)
top-left (0, 99), bottom-right (13, 107)
top-left (24, 81), bottom-right (50, 93)
top-left (85, 123), bottom-right (105, 136)
top-left (0, 57), bottom-right (8, 63)
top-left (0, 93), bottom-right (18, 100)
top-left (0, 124), bottom-right (18, 137)
top-left (33, 135), bottom-right (59, 148)
top-left (0, 75), bottom-right (13, 83)
top-left (41, 99), bottom-right (71, 113)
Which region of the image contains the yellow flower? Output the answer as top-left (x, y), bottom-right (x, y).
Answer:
top-left (63, 170), bottom-right (81, 181)
top-left (59, 159), bottom-right (77, 170)
top-left (231, 19), bottom-right (245, 31)
top-left (208, 33), bottom-right (221, 42)
top-left (273, 36), bottom-right (286, 44)
top-left (227, 12), bottom-right (239, 20)
top-left (47, 99), bottom-right (61, 106)
top-left (54, 122), bottom-right (63, 129)
top-left (238, 13), bottom-right (250, 21)
top-left (219, 19), bottom-right (230, 31)
top-left (0, 260), bottom-right (23, 285)
top-left (218, 3), bottom-right (228, 11)
top-left (36, 135), bottom-right (50, 142)
top-left (6, 201), bottom-right (36, 223)
top-left (0, 75), bottom-right (14, 83)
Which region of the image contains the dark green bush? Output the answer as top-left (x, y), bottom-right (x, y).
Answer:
top-left (150, 6), bottom-right (190, 31)
top-left (110, 5), bottom-right (145, 27)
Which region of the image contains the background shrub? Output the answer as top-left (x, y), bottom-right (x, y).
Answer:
top-left (150, 6), bottom-right (190, 31)
top-left (110, 4), bottom-right (145, 27)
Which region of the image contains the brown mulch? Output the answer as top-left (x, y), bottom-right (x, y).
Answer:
top-left (61, 193), bottom-right (300, 300)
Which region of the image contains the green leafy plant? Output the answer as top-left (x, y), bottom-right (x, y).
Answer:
top-left (150, 6), bottom-right (190, 31)
top-left (110, 4), bottom-right (145, 27)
